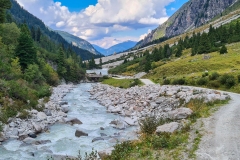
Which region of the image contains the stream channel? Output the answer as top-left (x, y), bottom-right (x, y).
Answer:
top-left (0, 81), bottom-right (138, 159)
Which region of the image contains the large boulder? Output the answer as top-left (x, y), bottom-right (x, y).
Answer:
top-left (156, 122), bottom-right (179, 134)
top-left (75, 130), bottom-right (88, 137)
top-left (37, 112), bottom-right (47, 120)
top-left (168, 107), bottom-right (193, 120)
top-left (32, 122), bottom-right (42, 133)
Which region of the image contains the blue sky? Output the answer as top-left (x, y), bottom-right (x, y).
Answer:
top-left (16, 0), bottom-right (188, 48)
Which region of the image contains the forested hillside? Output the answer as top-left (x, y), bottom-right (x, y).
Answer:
top-left (109, 17), bottom-right (240, 92)
top-left (8, 0), bottom-right (102, 60)
top-left (0, 0), bottom-right (86, 124)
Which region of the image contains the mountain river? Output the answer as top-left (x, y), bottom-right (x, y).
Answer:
top-left (0, 83), bottom-right (138, 159)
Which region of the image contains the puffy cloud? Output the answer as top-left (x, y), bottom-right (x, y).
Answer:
top-left (16, 0), bottom-right (174, 46)
top-left (139, 29), bottom-right (152, 41)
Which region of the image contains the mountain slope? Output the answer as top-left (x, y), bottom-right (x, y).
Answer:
top-left (139, 0), bottom-right (238, 47)
top-left (56, 30), bottom-right (100, 55)
top-left (8, 0), bottom-right (101, 60)
top-left (93, 41), bottom-right (137, 56)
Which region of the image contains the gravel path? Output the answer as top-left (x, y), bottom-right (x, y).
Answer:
top-left (196, 92), bottom-right (240, 160)
top-left (140, 79), bottom-right (155, 85)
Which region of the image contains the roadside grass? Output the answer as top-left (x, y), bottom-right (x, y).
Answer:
top-left (101, 78), bottom-right (143, 89)
top-left (103, 98), bottom-right (229, 160)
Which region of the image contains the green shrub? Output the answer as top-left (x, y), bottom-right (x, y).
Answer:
top-left (209, 72), bottom-right (220, 80)
top-left (129, 79), bottom-right (141, 87)
top-left (163, 79), bottom-right (171, 85)
top-left (238, 74), bottom-right (240, 83)
top-left (171, 78), bottom-right (185, 85)
top-left (196, 78), bottom-right (208, 85)
top-left (207, 80), bottom-right (220, 88)
top-left (219, 74), bottom-right (236, 88)
top-left (105, 141), bottom-right (134, 160)
top-left (202, 72), bottom-right (209, 77)
top-left (139, 116), bottom-right (159, 135)
top-left (18, 110), bottom-right (31, 119)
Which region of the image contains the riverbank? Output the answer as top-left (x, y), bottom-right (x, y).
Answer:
top-left (0, 84), bottom-right (75, 143)
top-left (89, 84), bottom-right (230, 121)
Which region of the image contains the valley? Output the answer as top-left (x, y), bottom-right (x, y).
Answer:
top-left (1, 0), bottom-right (240, 159)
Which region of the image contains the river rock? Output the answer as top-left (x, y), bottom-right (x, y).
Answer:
top-left (61, 105), bottom-right (69, 113)
top-left (32, 122), bottom-right (42, 133)
top-left (28, 133), bottom-right (37, 138)
top-left (156, 122), bottom-right (179, 134)
top-left (100, 133), bottom-right (107, 137)
top-left (124, 117), bottom-right (136, 126)
top-left (168, 107), bottom-right (193, 120)
top-left (34, 140), bottom-right (51, 145)
top-left (37, 112), bottom-right (47, 120)
top-left (100, 127), bottom-right (104, 130)
top-left (75, 130), bottom-right (88, 137)
top-left (92, 137), bottom-right (104, 142)
top-left (45, 110), bottom-right (52, 116)
top-left (98, 147), bottom-right (114, 159)
top-left (66, 118), bottom-right (83, 125)
top-left (59, 101), bottom-right (68, 106)
top-left (23, 137), bottom-right (36, 144)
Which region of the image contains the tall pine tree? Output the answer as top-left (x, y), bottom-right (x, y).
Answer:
top-left (15, 24), bottom-right (37, 70)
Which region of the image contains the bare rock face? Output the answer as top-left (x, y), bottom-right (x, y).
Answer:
top-left (139, 0), bottom-right (236, 47)
top-left (156, 122), bottom-right (179, 134)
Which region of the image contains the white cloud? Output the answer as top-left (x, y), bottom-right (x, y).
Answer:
top-left (139, 29), bottom-right (152, 41)
top-left (16, 0), bottom-right (175, 46)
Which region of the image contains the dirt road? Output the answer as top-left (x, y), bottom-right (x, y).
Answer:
top-left (196, 92), bottom-right (240, 160)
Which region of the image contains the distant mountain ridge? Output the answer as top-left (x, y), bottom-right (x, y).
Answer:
top-left (139, 0), bottom-right (238, 47)
top-left (9, 0), bottom-right (102, 60)
top-left (55, 30), bottom-right (101, 55)
top-left (93, 40), bottom-right (137, 56)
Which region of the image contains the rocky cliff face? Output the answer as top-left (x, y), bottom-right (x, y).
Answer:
top-left (140, 0), bottom-right (237, 47)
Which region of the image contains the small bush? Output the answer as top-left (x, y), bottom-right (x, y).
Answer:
top-left (163, 79), bottom-right (171, 85)
top-left (209, 72), bottom-right (220, 80)
top-left (207, 80), bottom-right (220, 88)
top-left (106, 141), bottom-right (133, 160)
top-left (238, 75), bottom-right (240, 83)
top-left (219, 74), bottom-right (236, 88)
top-left (202, 72), bottom-right (209, 77)
top-left (196, 78), bottom-right (208, 85)
top-left (18, 110), bottom-right (31, 119)
top-left (139, 116), bottom-right (159, 135)
top-left (171, 78), bottom-right (185, 85)
top-left (129, 79), bottom-right (141, 87)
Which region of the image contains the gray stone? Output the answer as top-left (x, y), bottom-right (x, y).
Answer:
top-left (37, 112), bottom-right (47, 120)
top-left (75, 130), bottom-right (88, 137)
top-left (61, 105), bottom-right (69, 113)
top-left (23, 137), bottom-right (36, 144)
top-left (45, 110), bottom-right (52, 116)
top-left (168, 107), bottom-right (193, 120)
top-left (67, 118), bottom-right (82, 125)
top-left (124, 117), bottom-right (136, 126)
top-left (100, 133), bottom-right (107, 137)
top-left (32, 122), bottom-right (42, 133)
top-left (92, 137), bottom-right (104, 142)
top-left (156, 122), bottom-right (179, 134)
